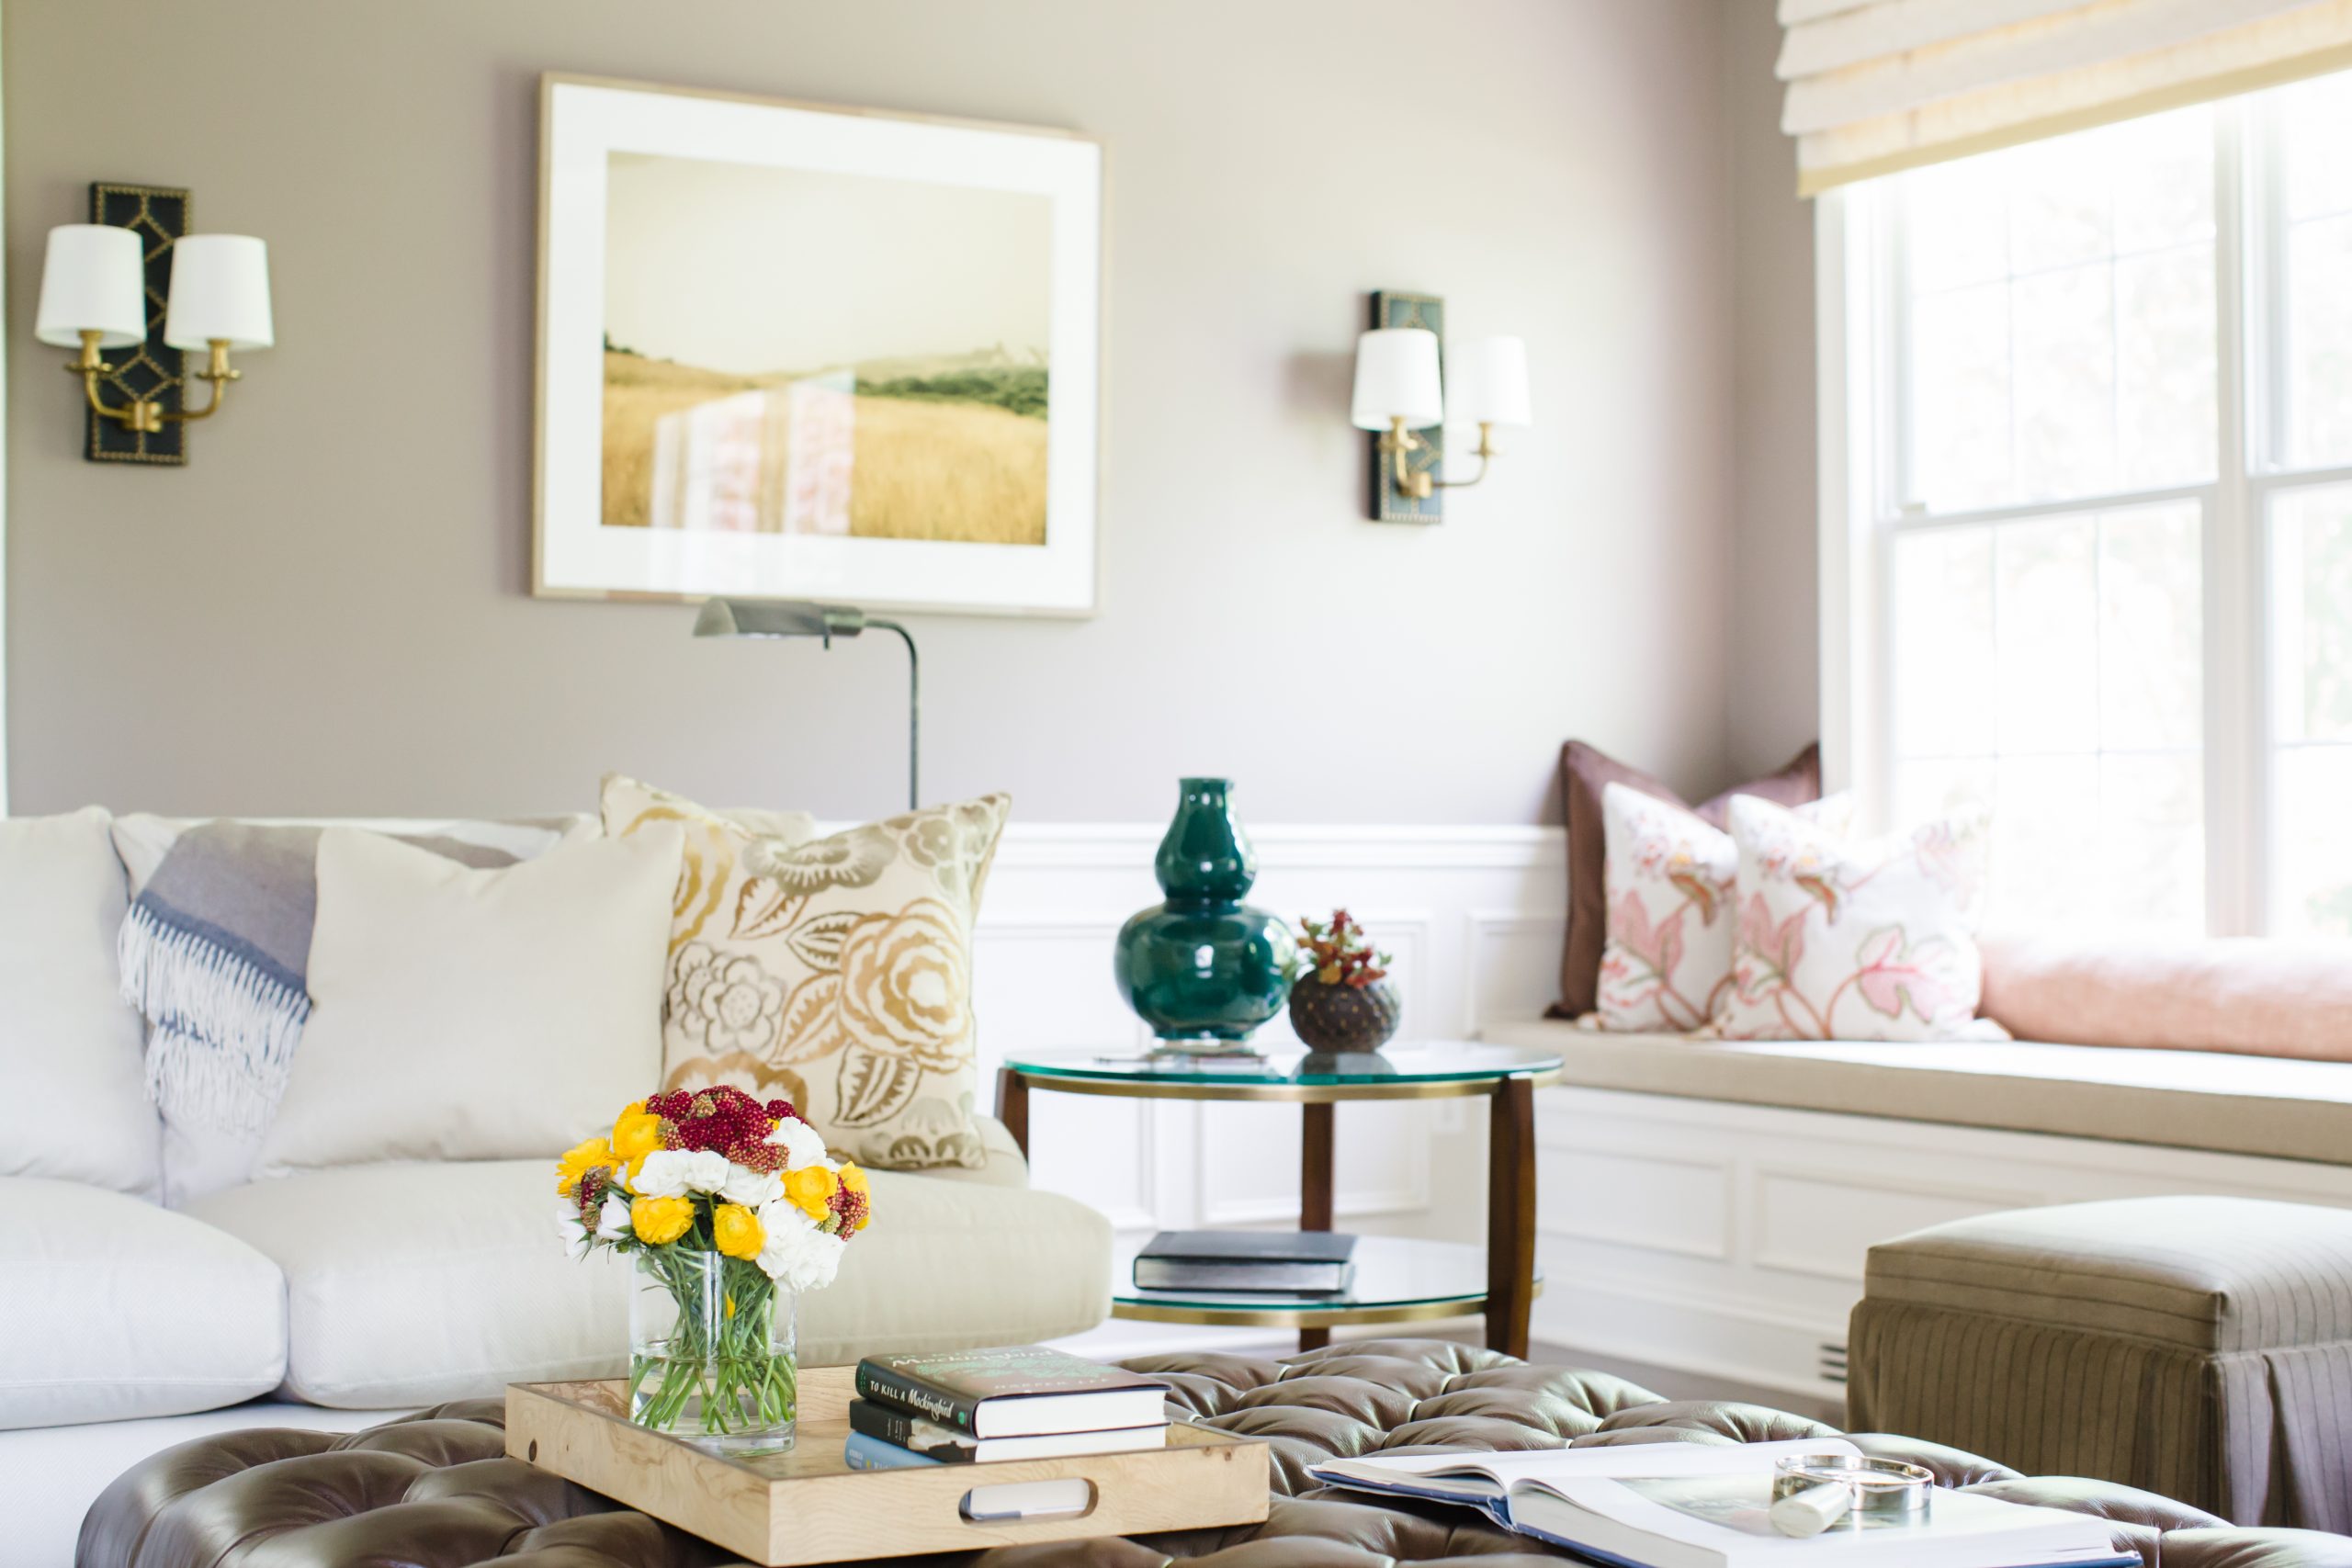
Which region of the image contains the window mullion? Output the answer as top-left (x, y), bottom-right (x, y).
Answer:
top-left (2208, 99), bottom-right (2266, 937)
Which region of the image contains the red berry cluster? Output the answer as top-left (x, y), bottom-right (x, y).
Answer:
top-left (828, 1183), bottom-right (868, 1233)
top-left (644, 1086), bottom-right (797, 1169)
top-left (573, 1165), bottom-right (615, 1224)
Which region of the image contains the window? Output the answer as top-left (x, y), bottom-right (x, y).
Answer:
top-left (1829, 73), bottom-right (2352, 938)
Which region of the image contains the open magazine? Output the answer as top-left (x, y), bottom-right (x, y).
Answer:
top-left (1308, 1442), bottom-right (2141, 1568)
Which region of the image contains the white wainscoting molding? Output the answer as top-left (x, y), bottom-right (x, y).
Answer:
top-left (974, 823), bottom-right (1565, 1258)
top-left (1532, 1084), bottom-right (2352, 1404)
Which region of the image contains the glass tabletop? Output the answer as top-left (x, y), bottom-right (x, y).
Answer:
top-left (1113, 1235), bottom-right (1536, 1316)
top-left (1001, 1042), bottom-right (1562, 1088)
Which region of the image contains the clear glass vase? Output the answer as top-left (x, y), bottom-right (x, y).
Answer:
top-left (628, 1247), bottom-right (797, 1456)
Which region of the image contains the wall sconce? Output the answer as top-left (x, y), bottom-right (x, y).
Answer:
top-left (1350, 290), bottom-right (1531, 524)
top-left (35, 221), bottom-right (273, 460)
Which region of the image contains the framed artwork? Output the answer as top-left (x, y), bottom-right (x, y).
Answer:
top-left (534, 75), bottom-right (1103, 616)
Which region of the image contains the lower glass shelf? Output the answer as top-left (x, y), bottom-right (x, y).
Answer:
top-left (1110, 1235), bottom-right (1544, 1327)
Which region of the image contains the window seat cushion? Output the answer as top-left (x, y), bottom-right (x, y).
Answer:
top-left (1484, 1017), bottom-right (2352, 1165)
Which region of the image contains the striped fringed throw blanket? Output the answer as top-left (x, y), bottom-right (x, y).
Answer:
top-left (119, 821), bottom-right (526, 1131)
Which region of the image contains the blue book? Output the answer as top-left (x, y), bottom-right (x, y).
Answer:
top-left (843, 1429), bottom-right (940, 1471)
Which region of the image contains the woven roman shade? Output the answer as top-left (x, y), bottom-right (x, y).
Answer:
top-left (1782, 0), bottom-right (2352, 194)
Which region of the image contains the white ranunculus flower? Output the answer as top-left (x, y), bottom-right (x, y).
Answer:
top-left (552, 1201), bottom-right (591, 1261)
top-left (596, 1192), bottom-right (633, 1242)
top-left (754, 1202), bottom-right (849, 1292)
top-left (764, 1115), bottom-right (831, 1171)
top-left (720, 1164), bottom-right (784, 1209)
top-left (680, 1150), bottom-right (731, 1194)
top-left (629, 1149), bottom-right (695, 1199)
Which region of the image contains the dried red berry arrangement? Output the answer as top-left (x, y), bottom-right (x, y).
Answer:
top-left (1287, 908), bottom-right (1402, 1053)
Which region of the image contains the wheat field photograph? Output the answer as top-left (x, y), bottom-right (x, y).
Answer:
top-left (601, 152), bottom-right (1053, 545)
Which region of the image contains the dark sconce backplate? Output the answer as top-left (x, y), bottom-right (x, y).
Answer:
top-left (86, 182), bottom-right (190, 466)
top-left (1369, 288), bottom-right (1443, 524)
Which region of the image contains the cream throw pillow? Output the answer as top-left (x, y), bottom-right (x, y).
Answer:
top-left (601, 776), bottom-right (1009, 1171)
top-left (259, 825), bottom-right (684, 1170)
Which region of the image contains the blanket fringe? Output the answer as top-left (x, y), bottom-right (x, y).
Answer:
top-left (119, 903), bottom-right (310, 1133)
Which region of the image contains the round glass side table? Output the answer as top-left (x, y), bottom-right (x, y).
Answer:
top-left (993, 1043), bottom-right (1563, 1355)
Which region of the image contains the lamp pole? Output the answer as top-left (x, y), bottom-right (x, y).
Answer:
top-left (866, 617), bottom-right (919, 814)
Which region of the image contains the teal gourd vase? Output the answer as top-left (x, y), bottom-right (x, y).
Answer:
top-left (1114, 779), bottom-right (1297, 1051)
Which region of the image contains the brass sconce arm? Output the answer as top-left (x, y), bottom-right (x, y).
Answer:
top-left (68, 329), bottom-right (240, 434)
top-left (1379, 416), bottom-right (1501, 501)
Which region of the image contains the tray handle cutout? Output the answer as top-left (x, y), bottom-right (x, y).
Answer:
top-left (959, 1477), bottom-right (1096, 1524)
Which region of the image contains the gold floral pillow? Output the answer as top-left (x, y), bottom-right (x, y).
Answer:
top-left (600, 776), bottom-right (1010, 1170)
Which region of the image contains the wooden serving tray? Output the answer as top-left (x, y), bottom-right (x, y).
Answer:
top-left (506, 1365), bottom-right (1271, 1565)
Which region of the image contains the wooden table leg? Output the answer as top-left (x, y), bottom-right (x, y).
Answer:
top-left (994, 1066), bottom-right (1029, 1161)
top-left (1485, 1076), bottom-right (1536, 1359)
top-left (1297, 1101), bottom-right (1335, 1352)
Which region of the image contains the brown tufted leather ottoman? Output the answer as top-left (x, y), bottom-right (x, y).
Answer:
top-left (79, 1340), bottom-right (2352, 1568)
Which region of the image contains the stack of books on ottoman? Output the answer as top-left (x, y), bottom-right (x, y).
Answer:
top-left (1133, 1229), bottom-right (1358, 1292)
top-left (846, 1346), bottom-right (1172, 1468)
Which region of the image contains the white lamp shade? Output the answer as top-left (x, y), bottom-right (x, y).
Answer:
top-left (1351, 328), bottom-right (1444, 430)
top-left (164, 235), bottom-right (274, 351)
top-left (1446, 336), bottom-right (1532, 427)
top-left (35, 225), bottom-right (149, 349)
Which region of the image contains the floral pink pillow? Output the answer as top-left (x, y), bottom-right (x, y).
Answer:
top-left (1715, 795), bottom-right (1997, 1043)
top-left (1596, 784), bottom-right (1850, 1033)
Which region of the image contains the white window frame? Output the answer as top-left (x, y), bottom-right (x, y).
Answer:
top-left (1817, 89), bottom-right (2352, 939)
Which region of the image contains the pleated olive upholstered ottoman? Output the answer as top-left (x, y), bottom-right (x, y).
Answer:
top-left (1847, 1195), bottom-right (2352, 1531)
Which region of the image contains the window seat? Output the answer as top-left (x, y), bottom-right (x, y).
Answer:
top-left (1483, 1018), bottom-right (2352, 1167)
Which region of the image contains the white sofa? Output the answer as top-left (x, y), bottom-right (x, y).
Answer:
top-left (0, 807), bottom-right (1113, 1563)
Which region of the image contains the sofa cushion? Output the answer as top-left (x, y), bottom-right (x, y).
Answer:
top-left (190, 1150), bottom-right (1107, 1407)
top-left (1485, 1016), bottom-right (2352, 1165)
top-left (191, 1160), bottom-right (631, 1407)
top-left (259, 827), bottom-right (683, 1171)
top-left (0, 808), bottom-right (162, 1196)
top-left (0, 1177), bottom-right (284, 1428)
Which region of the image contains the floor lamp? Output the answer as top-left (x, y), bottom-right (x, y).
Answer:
top-left (692, 599), bottom-right (920, 813)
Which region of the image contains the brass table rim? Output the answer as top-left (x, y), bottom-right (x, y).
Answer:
top-left (1114, 1278), bottom-right (1546, 1329)
top-left (1003, 1064), bottom-right (1563, 1104)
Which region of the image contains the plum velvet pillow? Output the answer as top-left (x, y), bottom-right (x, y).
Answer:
top-left (1551, 739), bottom-right (1821, 1019)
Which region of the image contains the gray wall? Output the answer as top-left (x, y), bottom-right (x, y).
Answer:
top-left (4, 0), bottom-right (1741, 825)
top-left (1723, 0), bottom-right (1824, 781)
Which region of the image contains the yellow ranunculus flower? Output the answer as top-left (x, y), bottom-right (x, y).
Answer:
top-left (783, 1164), bottom-right (840, 1221)
top-left (630, 1194), bottom-right (694, 1246)
top-left (555, 1137), bottom-right (613, 1198)
top-left (612, 1101), bottom-right (664, 1168)
top-left (712, 1202), bottom-right (765, 1260)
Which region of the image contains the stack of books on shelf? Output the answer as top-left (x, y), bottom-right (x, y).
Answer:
top-left (845, 1345), bottom-right (1171, 1469)
top-left (1133, 1229), bottom-right (1358, 1293)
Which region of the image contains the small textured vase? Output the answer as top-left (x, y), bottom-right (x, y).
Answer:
top-left (1289, 976), bottom-right (1403, 1054)
top-left (1114, 779), bottom-right (1296, 1051)
top-left (628, 1249), bottom-right (797, 1457)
